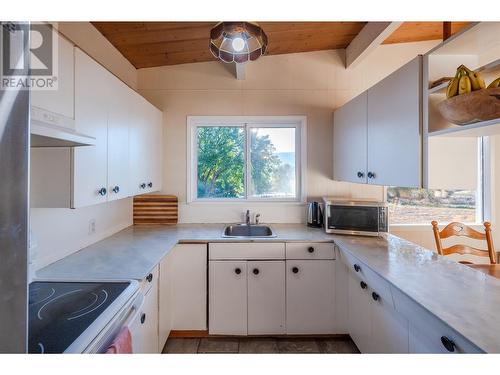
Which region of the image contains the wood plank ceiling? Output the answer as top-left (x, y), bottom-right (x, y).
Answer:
top-left (91, 22), bottom-right (471, 69)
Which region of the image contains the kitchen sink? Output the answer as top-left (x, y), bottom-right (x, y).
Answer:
top-left (222, 224), bottom-right (277, 238)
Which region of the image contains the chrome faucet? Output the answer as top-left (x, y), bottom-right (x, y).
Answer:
top-left (245, 210), bottom-right (251, 225)
top-left (255, 213), bottom-right (261, 225)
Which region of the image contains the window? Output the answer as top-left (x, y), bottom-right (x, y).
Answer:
top-left (388, 138), bottom-right (488, 225)
top-left (188, 116), bottom-right (306, 202)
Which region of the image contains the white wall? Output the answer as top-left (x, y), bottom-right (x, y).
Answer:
top-left (137, 40), bottom-right (440, 223)
top-left (31, 22), bottom-right (138, 272)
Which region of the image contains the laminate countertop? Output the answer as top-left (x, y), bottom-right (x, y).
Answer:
top-left (37, 223), bottom-right (500, 352)
top-left (36, 223), bottom-right (334, 281)
top-left (333, 234), bottom-right (500, 353)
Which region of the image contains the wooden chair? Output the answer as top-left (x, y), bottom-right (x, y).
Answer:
top-left (431, 221), bottom-right (497, 264)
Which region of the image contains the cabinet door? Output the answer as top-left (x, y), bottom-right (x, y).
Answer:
top-left (370, 295), bottom-right (409, 353)
top-left (159, 252), bottom-right (173, 351)
top-left (129, 95), bottom-right (148, 195)
top-left (367, 56), bottom-right (422, 187)
top-left (31, 29), bottom-right (75, 122)
top-left (347, 272), bottom-right (371, 353)
top-left (107, 73), bottom-right (131, 201)
top-left (333, 92), bottom-right (367, 184)
top-left (130, 280), bottom-right (159, 353)
top-left (147, 106), bottom-right (163, 193)
top-left (171, 244), bottom-right (207, 330)
top-left (247, 261), bottom-right (286, 335)
top-left (72, 48), bottom-right (109, 207)
top-left (209, 261), bottom-right (247, 335)
top-left (286, 260), bottom-right (336, 334)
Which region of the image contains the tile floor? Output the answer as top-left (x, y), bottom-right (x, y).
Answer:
top-left (163, 337), bottom-right (360, 354)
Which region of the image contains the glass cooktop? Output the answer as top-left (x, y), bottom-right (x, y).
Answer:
top-left (29, 281), bottom-right (129, 353)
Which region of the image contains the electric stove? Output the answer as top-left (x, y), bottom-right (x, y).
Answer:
top-left (29, 281), bottom-right (137, 353)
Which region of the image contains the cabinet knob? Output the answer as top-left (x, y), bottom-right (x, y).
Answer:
top-left (234, 268), bottom-right (241, 275)
top-left (292, 267), bottom-right (299, 274)
top-left (253, 268), bottom-right (260, 275)
top-left (367, 172), bottom-right (375, 179)
top-left (98, 187), bottom-right (107, 196)
top-left (148, 182), bottom-right (153, 188)
top-left (353, 264), bottom-right (361, 272)
top-left (112, 186), bottom-right (120, 194)
top-left (308, 247), bottom-right (315, 253)
top-left (440, 336), bottom-right (456, 352)
top-left (371, 292), bottom-right (380, 301)
top-left (140, 183), bottom-right (146, 189)
top-left (140, 313), bottom-right (146, 324)
top-left (357, 171), bottom-right (365, 178)
top-left (360, 281), bottom-right (367, 289)
top-left (146, 273), bottom-right (153, 282)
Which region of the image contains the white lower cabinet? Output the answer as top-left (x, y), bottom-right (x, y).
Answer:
top-left (171, 244), bottom-right (207, 330)
top-left (158, 252), bottom-right (173, 351)
top-left (347, 271), bottom-right (372, 353)
top-left (347, 268), bottom-right (408, 353)
top-left (209, 261), bottom-right (248, 335)
top-left (130, 268), bottom-right (159, 353)
top-left (248, 261), bottom-right (286, 335)
top-left (286, 260), bottom-right (336, 334)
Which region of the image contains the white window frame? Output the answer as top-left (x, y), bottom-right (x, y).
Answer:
top-left (388, 136), bottom-right (491, 228)
top-left (187, 116), bottom-right (307, 203)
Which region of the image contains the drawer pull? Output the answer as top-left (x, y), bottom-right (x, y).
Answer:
top-left (371, 292), bottom-right (380, 301)
top-left (146, 273), bottom-right (153, 282)
top-left (360, 281), bottom-right (367, 289)
top-left (253, 268), bottom-right (260, 275)
top-left (140, 313), bottom-right (146, 324)
top-left (234, 268), bottom-right (241, 275)
top-left (441, 336), bottom-right (456, 352)
top-left (354, 264), bottom-right (361, 272)
top-left (292, 267), bottom-right (299, 274)
top-left (308, 247), bottom-right (315, 253)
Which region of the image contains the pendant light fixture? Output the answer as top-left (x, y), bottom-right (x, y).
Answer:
top-left (209, 22), bottom-right (268, 63)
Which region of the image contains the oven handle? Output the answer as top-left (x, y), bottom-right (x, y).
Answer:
top-left (123, 292), bottom-right (145, 328)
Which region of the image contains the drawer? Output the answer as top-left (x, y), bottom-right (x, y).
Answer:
top-left (338, 246), bottom-right (394, 309)
top-left (286, 242), bottom-right (335, 260)
top-left (392, 286), bottom-right (483, 353)
top-left (140, 264), bottom-right (159, 295)
top-left (209, 243), bottom-right (285, 260)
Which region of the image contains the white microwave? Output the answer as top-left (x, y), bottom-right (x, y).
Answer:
top-left (322, 198), bottom-right (388, 236)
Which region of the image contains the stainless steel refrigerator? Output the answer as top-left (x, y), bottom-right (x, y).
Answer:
top-left (0, 22), bottom-right (30, 353)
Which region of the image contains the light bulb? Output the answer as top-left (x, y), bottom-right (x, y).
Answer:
top-left (232, 37), bottom-right (245, 52)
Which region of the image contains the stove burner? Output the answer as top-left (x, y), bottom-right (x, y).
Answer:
top-left (67, 290), bottom-right (108, 321)
top-left (29, 281), bottom-right (129, 353)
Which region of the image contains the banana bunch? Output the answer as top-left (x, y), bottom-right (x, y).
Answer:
top-left (488, 76), bottom-right (500, 88)
top-left (446, 65), bottom-right (486, 98)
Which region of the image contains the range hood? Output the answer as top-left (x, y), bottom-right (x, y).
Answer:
top-left (30, 107), bottom-right (95, 147)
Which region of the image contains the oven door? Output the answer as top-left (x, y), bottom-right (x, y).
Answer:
top-left (326, 205), bottom-right (380, 235)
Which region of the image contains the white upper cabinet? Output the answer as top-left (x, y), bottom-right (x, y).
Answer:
top-left (107, 73), bottom-right (132, 201)
top-left (31, 28), bottom-right (75, 125)
top-left (31, 44), bottom-right (163, 208)
top-left (333, 56), bottom-right (422, 188)
top-left (333, 92), bottom-right (367, 184)
top-left (367, 56), bottom-right (422, 187)
top-left (129, 96), bottom-right (163, 195)
top-left (72, 48), bottom-right (109, 207)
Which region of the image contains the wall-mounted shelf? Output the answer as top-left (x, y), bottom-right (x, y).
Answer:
top-left (429, 118), bottom-right (500, 137)
top-left (428, 58), bottom-right (500, 95)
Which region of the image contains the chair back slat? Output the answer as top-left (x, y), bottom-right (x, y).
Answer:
top-left (438, 222), bottom-right (485, 240)
top-left (441, 244), bottom-right (491, 257)
top-left (431, 221), bottom-right (496, 264)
